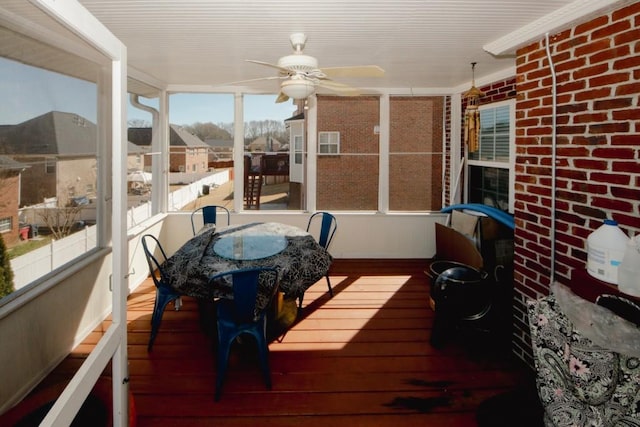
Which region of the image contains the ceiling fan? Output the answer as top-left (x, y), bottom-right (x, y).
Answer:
top-left (238, 33), bottom-right (384, 103)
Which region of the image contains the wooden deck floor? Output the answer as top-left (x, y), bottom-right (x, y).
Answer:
top-left (32, 259), bottom-right (537, 426)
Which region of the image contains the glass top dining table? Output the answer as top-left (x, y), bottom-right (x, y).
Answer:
top-left (162, 222), bottom-right (333, 312)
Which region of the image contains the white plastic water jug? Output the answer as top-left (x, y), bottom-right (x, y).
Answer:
top-left (587, 219), bottom-right (629, 284)
top-left (619, 234), bottom-right (640, 297)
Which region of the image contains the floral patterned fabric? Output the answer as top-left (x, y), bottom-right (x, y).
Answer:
top-left (528, 294), bottom-right (640, 426)
top-left (163, 222), bottom-right (332, 314)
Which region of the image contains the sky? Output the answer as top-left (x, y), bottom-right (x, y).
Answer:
top-left (0, 57), bottom-right (297, 126)
top-left (131, 93), bottom-right (297, 126)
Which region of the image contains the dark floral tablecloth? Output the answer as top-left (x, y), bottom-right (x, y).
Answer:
top-left (163, 222), bottom-right (332, 312)
top-left (528, 292), bottom-right (640, 426)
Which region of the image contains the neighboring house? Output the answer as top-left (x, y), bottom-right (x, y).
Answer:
top-left (204, 138), bottom-right (233, 163)
top-left (0, 111), bottom-right (98, 207)
top-left (246, 136), bottom-right (283, 152)
top-left (129, 125), bottom-right (210, 173)
top-left (0, 156), bottom-right (27, 246)
top-left (127, 142), bottom-right (146, 173)
top-left (0, 111), bottom-right (144, 208)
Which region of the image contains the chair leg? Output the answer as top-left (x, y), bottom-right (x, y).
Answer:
top-left (255, 324), bottom-right (272, 390)
top-left (326, 274), bottom-right (334, 298)
top-left (148, 291), bottom-right (179, 352)
top-left (215, 328), bottom-right (234, 401)
top-left (298, 274), bottom-right (333, 309)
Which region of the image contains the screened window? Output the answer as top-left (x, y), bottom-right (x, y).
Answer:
top-left (389, 96), bottom-right (444, 211)
top-left (0, 26), bottom-right (104, 294)
top-left (318, 131), bottom-right (340, 154)
top-left (466, 100), bottom-right (514, 212)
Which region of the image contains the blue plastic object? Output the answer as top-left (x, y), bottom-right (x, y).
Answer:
top-left (141, 234), bottom-right (182, 351)
top-left (441, 204), bottom-right (514, 230)
top-left (209, 267), bottom-right (279, 401)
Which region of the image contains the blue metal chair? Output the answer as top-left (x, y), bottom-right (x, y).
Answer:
top-left (301, 211), bottom-right (337, 307)
top-left (209, 267), bottom-right (279, 401)
top-left (141, 234), bottom-right (182, 351)
top-left (190, 205), bottom-right (230, 235)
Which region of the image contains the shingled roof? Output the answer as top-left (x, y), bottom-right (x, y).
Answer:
top-left (128, 125), bottom-right (209, 148)
top-left (0, 111), bottom-right (97, 156)
top-left (0, 111), bottom-right (146, 156)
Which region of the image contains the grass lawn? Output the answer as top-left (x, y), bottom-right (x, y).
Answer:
top-left (7, 237), bottom-right (52, 259)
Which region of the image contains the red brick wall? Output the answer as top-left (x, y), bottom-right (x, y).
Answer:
top-left (461, 78), bottom-right (517, 124)
top-left (316, 96), bottom-right (380, 210)
top-left (443, 96), bottom-right (452, 203)
top-left (512, 1), bottom-right (640, 364)
top-left (316, 95), bottom-right (446, 210)
top-left (0, 172), bottom-right (20, 246)
top-left (389, 96), bottom-right (444, 210)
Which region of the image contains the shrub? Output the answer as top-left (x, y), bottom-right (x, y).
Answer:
top-left (0, 233), bottom-right (15, 299)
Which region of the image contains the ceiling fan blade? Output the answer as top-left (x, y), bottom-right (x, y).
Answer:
top-left (275, 92), bottom-right (290, 103)
top-left (320, 65), bottom-right (385, 78)
top-left (246, 59), bottom-right (291, 74)
top-left (317, 80), bottom-right (361, 96)
top-left (225, 75), bottom-right (284, 85)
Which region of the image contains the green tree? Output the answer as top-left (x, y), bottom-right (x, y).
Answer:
top-left (0, 233), bottom-right (15, 299)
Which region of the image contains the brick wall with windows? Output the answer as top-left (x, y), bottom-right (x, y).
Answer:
top-left (512, 2), bottom-right (640, 364)
top-left (316, 95), bottom-right (446, 211)
top-left (316, 96), bottom-right (380, 210)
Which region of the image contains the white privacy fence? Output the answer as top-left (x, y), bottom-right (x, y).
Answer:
top-left (169, 170), bottom-right (230, 211)
top-left (10, 226), bottom-right (99, 290)
top-left (10, 170), bottom-right (230, 290)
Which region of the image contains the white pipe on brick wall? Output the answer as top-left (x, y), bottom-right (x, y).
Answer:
top-left (545, 32), bottom-right (557, 287)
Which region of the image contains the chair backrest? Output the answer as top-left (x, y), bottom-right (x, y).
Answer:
top-left (209, 267), bottom-right (278, 324)
top-left (306, 211), bottom-right (337, 250)
top-left (191, 205), bottom-right (230, 235)
top-left (141, 234), bottom-right (170, 289)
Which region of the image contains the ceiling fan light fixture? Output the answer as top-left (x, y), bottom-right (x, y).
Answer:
top-left (277, 54), bottom-right (318, 72)
top-left (281, 79), bottom-right (316, 100)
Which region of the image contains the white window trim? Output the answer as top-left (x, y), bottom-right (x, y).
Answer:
top-left (318, 131), bottom-right (340, 155)
top-left (465, 98), bottom-right (516, 213)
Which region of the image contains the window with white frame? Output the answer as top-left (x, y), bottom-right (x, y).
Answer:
top-left (0, 217), bottom-right (11, 233)
top-left (466, 99), bottom-right (515, 213)
top-left (318, 131), bottom-right (340, 154)
top-left (294, 134), bottom-right (303, 164)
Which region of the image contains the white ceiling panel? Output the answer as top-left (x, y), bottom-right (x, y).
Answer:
top-left (2, 0), bottom-right (633, 95)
